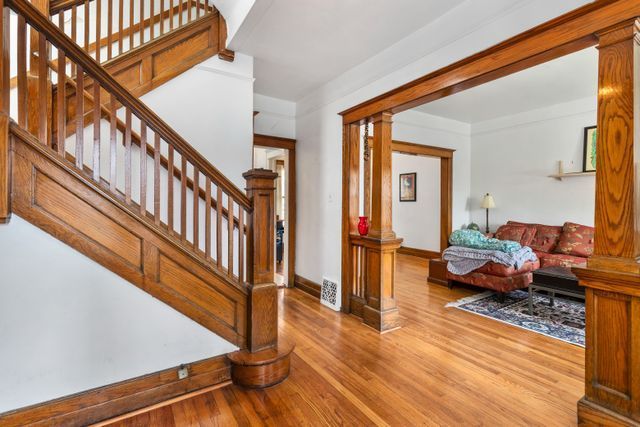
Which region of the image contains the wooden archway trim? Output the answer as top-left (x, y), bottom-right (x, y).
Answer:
top-left (391, 140), bottom-right (454, 253)
top-left (253, 133), bottom-right (296, 288)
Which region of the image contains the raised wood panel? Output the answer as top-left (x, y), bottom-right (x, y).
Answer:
top-left (0, 355), bottom-right (230, 427)
top-left (151, 29), bottom-right (211, 78)
top-left (158, 253), bottom-right (238, 329)
top-left (33, 171), bottom-right (142, 268)
top-left (10, 128), bottom-right (247, 348)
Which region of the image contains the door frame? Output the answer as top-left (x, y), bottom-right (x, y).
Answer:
top-left (253, 133), bottom-right (296, 287)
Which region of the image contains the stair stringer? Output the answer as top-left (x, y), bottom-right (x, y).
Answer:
top-left (9, 123), bottom-right (247, 349)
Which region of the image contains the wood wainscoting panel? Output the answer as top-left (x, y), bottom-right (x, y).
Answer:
top-left (294, 274), bottom-right (321, 299)
top-left (0, 356), bottom-right (231, 427)
top-left (10, 130), bottom-right (247, 348)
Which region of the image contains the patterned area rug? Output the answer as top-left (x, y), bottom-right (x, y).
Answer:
top-left (446, 290), bottom-right (585, 347)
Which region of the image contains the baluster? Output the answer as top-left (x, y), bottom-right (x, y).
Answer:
top-left (193, 166), bottom-right (199, 249)
top-left (168, 145), bottom-right (174, 233)
top-left (140, 122), bottom-right (147, 215)
top-left (196, 0), bottom-right (200, 19)
top-left (71, 5), bottom-right (77, 75)
top-left (180, 156), bottom-right (187, 241)
top-left (38, 34), bottom-right (48, 146)
top-left (139, 0), bottom-right (144, 46)
top-left (109, 94), bottom-right (117, 192)
top-left (154, 133), bottom-right (161, 225)
top-left (228, 196), bottom-right (234, 277)
top-left (216, 186), bottom-right (222, 268)
top-left (187, 0), bottom-right (191, 22)
top-left (169, 0), bottom-right (174, 30)
top-left (238, 208), bottom-right (244, 284)
top-left (205, 177), bottom-right (211, 260)
top-left (129, 0), bottom-right (134, 50)
top-left (17, 15), bottom-right (26, 128)
top-left (160, 0), bottom-right (165, 35)
top-left (150, 0), bottom-right (155, 40)
top-left (84, 0), bottom-right (90, 52)
top-left (118, 0), bottom-right (123, 54)
top-left (75, 65), bottom-right (84, 167)
top-left (95, 0), bottom-right (101, 63)
top-left (178, 0), bottom-right (183, 26)
top-left (125, 108), bottom-right (132, 203)
top-left (92, 82), bottom-right (100, 181)
top-left (107, 0), bottom-right (113, 59)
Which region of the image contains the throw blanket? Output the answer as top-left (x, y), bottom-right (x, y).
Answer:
top-left (449, 229), bottom-right (521, 253)
top-left (443, 246), bottom-right (538, 275)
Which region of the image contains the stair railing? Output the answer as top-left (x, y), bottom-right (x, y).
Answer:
top-left (49, 0), bottom-right (217, 64)
top-left (0, 0), bottom-right (256, 292)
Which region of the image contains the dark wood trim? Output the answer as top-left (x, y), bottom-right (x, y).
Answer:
top-left (227, 341), bottom-right (294, 389)
top-left (294, 274), bottom-right (321, 299)
top-left (0, 355), bottom-right (230, 427)
top-left (0, 114), bottom-right (10, 223)
top-left (339, 0), bottom-right (640, 124)
top-left (392, 140), bottom-right (454, 253)
top-left (253, 133), bottom-right (297, 287)
top-left (397, 246), bottom-right (440, 259)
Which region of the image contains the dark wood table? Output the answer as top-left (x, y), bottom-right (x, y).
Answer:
top-left (528, 266), bottom-right (584, 315)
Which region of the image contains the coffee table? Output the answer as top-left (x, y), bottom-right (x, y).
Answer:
top-left (528, 266), bottom-right (584, 315)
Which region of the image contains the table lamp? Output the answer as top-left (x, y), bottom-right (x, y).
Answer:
top-left (480, 193), bottom-right (495, 233)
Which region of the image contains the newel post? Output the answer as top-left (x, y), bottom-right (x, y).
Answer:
top-left (243, 168), bottom-right (279, 352)
top-left (574, 19), bottom-right (640, 426)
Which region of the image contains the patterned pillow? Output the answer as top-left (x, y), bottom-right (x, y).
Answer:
top-left (555, 222), bottom-right (595, 257)
top-left (507, 221), bottom-right (562, 253)
top-left (495, 225), bottom-right (526, 243)
top-left (520, 226), bottom-right (538, 247)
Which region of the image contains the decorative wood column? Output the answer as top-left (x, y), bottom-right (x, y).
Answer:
top-left (362, 112), bottom-right (403, 332)
top-left (227, 169), bottom-right (294, 389)
top-left (575, 19), bottom-right (640, 426)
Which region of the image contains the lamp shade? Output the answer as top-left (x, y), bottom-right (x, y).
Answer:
top-left (481, 193), bottom-right (496, 209)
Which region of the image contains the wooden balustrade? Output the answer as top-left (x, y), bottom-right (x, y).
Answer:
top-left (349, 238), bottom-right (367, 317)
top-left (1, 0), bottom-right (250, 290)
top-left (49, 0), bottom-right (216, 64)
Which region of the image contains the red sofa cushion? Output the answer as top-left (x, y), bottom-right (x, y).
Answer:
top-left (474, 259), bottom-right (540, 277)
top-left (495, 224), bottom-right (526, 243)
top-left (507, 221), bottom-right (562, 253)
top-left (554, 222), bottom-right (594, 257)
top-left (540, 253), bottom-right (588, 268)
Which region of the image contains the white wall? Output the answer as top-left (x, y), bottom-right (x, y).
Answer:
top-left (254, 94), bottom-right (296, 139)
top-left (392, 153), bottom-right (440, 252)
top-left (0, 216), bottom-right (237, 413)
top-left (470, 97), bottom-right (597, 229)
top-left (141, 54), bottom-right (255, 188)
top-left (293, 0), bottom-right (592, 308)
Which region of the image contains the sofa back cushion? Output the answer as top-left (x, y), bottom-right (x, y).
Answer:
top-left (507, 221), bottom-right (562, 253)
top-left (495, 224), bottom-right (526, 243)
top-left (554, 222), bottom-right (595, 257)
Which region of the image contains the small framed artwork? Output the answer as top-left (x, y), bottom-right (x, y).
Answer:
top-left (583, 126), bottom-right (597, 172)
top-left (399, 173), bottom-right (417, 202)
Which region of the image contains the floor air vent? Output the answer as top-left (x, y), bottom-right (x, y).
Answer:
top-left (321, 278), bottom-right (340, 311)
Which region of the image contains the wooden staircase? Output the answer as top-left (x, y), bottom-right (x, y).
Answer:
top-left (0, 0), bottom-right (290, 424)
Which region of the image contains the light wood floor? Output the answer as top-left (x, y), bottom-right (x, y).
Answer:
top-left (109, 254), bottom-right (585, 426)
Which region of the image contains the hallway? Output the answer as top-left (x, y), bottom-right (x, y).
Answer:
top-left (107, 255), bottom-right (585, 426)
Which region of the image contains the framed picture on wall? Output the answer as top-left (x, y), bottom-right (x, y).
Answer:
top-left (583, 126), bottom-right (597, 172)
top-left (399, 173), bottom-right (417, 202)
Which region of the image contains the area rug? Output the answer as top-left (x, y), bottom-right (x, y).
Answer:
top-left (446, 290), bottom-right (585, 347)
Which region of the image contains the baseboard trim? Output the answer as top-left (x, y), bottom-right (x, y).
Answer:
top-left (294, 274), bottom-right (321, 299)
top-left (0, 355), bottom-right (231, 427)
top-left (397, 246), bottom-right (440, 259)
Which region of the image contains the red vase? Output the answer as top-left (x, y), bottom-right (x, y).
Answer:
top-left (358, 216), bottom-right (369, 236)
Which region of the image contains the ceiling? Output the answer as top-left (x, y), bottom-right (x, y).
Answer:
top-left (414, 47), bottom-right (598, 123)
top-left (232, 0), bottom-right (465, 101)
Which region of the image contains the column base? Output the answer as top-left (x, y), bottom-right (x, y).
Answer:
top-left (363, 305), bottom-right (401, 332)
top-left (578, 397), bottom-right (638, 426)
top-left (227, 341), bottom-right (294, 389)
top-left (0, 214), bottom-right (10, 224)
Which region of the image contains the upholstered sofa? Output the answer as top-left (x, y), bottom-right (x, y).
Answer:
top-left (446, 221), bottom-right (594, 297)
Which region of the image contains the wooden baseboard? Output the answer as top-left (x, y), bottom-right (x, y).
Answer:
top-left (0, 355), bottom-right (231, 427)
top-left (578, 397), bottom-right (638, 426)
top-left (294, 274), bottom-right (321, 299)
top-left (397, 246), bottom-right (440, 259)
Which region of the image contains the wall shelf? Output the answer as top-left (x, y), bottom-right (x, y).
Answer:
top-left (549, 161), bottom-right (595, 181)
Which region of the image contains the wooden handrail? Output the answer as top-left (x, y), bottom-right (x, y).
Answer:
top-left (8, 0), bottom-right (251, 209)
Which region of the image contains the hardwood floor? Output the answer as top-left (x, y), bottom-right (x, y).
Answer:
top-left (106, 254), bottom-right (585, 426)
